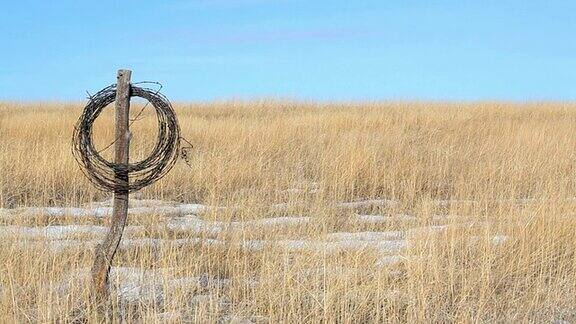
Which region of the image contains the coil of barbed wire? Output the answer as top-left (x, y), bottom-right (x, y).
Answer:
top-left (72, 83), bottom-right (181, 192)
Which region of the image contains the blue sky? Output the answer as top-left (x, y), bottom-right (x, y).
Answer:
top-left (1, 0), bottom-right (575, 101)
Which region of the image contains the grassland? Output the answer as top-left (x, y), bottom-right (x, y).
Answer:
top-left (1, 100), bottom-right (576, 322)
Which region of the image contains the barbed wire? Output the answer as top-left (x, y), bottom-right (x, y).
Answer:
top-left (72, 83), bottom-right (189, 192)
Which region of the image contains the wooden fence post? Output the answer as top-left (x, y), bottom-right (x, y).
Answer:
top-left (91, 69), bottom-right (132, 302)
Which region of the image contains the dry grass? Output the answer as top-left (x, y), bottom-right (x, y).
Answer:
top-left (2, 100), bottom-right (576, 322)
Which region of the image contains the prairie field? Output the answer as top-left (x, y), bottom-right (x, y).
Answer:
top-left (2, 100), bottom-right (576, 322)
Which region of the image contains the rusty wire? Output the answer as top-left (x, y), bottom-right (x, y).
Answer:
top-left (72, 83), bottom-right (189, 192)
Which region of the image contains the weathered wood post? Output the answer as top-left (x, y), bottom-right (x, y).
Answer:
top-left (91, 69), bottom-right (132, 301)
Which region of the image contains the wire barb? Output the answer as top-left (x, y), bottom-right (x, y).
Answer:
top-left (179, 137), bottom-right (194, 168)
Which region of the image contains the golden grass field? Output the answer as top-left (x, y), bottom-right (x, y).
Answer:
top-left (2, 100), bottom-right (576, 322)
